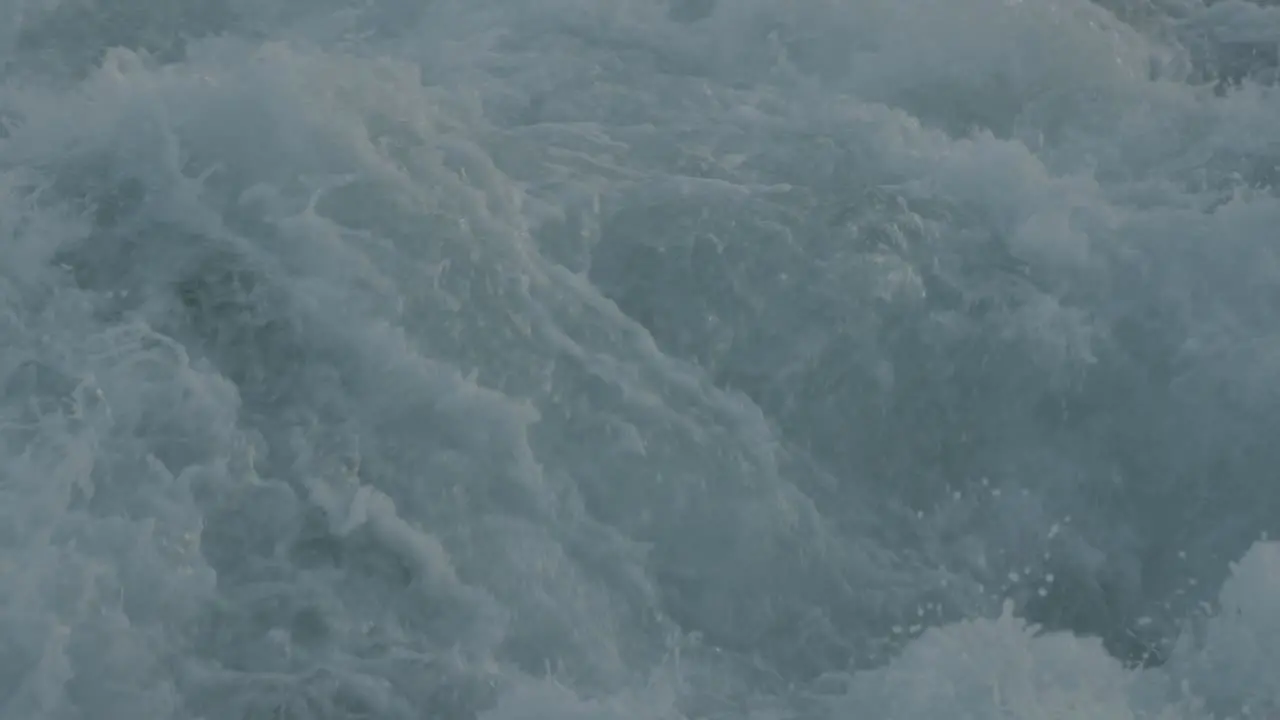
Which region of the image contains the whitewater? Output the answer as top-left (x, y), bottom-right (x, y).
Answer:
top-left (2, 0), bottom-right (1280, 717)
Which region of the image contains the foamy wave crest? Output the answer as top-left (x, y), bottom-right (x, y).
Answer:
top-left (3, 0), bottom-right (1280, 717)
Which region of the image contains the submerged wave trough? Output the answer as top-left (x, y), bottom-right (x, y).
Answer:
top-left (2, 0), bottom-right (1280, 717)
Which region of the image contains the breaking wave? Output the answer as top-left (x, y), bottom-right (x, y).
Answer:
top-left (3, 0), bottom-right (1280, 717)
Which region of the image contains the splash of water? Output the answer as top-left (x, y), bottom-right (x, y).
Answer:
top-left (2, 0), bottom-right (1280, 718)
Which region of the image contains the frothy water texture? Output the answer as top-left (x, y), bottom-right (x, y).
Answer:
top-left (3, 0), bottom-right (1280, 717)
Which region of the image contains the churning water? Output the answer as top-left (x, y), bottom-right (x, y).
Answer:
top-left (2, 0), bottom-right (1280, 717)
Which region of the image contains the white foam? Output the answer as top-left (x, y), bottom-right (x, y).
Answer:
top-left (3, 0), bottom-right (1280, 717)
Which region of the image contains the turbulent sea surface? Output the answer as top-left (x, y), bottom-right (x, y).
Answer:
top-left (3, 0), bottom-right (1280, 717)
